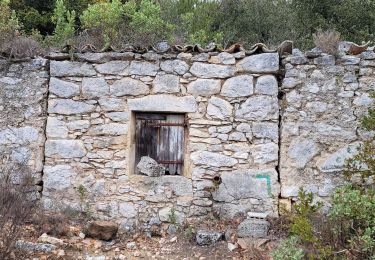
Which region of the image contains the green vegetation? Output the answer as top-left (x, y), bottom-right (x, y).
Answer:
top-left (1, 0), bottom-right (375, 54)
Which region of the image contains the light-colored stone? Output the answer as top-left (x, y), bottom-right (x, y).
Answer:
top-left (187, 79), bottom-right (221, 96)
top-left (237, 219), bottom-right (270, 238)
top-left (111, 78), bottom-right (149, 96)
top-left (45, 140), bottom-right (86, 158)
top-left (207, 97), bottom-right (233, 120)
top-left (235, 96), bottom-right (278, 120)
top-left (46, 117), bottom-right (68, 138)
top-left (82, 78), bottom-right (109, 98)
top-left (88, 123), bottom-right (128, 136)
top-left (50, 61), bottom-right (96, 77)
top-left (255, 75), bottom-right (278, 95)
top-left (319, 143), bottom-right (361, 172)
top-left (252, 122), bottom-right (278, 141)
top-left (160, 60), bottom-right (189, 75)
top-left (237, 53), bottom-right (279, 73)
top-left (190, 151), bottom-right (237, 167)
top-left (49, 78), bottom-right (80, 98)
top-left (98, 98), bottom-right (126, 111)
top-left (137, 156), bottom-right (165, 177)
top-left (0, 127), bottom-right (39, 145)
top-left (44, 165), bottom-right (75, 191)
top-left (129, 61), bottom-right (159, 76)
top-left (48, 99), bottom-right (95, 115)
top-left (190, 62), bottom-right (236, 78)
top-left (153, 74), bottom-right (180, 93)
top-left (128, 95), bottom-right (197, 113)
top-left (95, 61), bottom-right (130, 75)
top-left (221, 75), bottom-right (254, 97)
top-left (288, 138), bottom-right (319, 168)
top-left (196, 230), bottom-right (223, 246)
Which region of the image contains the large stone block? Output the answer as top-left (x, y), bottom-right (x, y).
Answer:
top-left (237, 53), bottom-right (279, 73)
top-left (187, 79), bottom-right (221, 96)
top-left (43, 165), bottom-right (75, 191)
top-left (252, 122), bottom-right (278, 142)
top-left (190, 62), bottom-right (237, 78)
top-left (153, 74), bottom-right (180, 93)
top-left (221, 75), bottom-right (254, 97)
top-left (50, 61), bottom-right (96, 77)
top-left (88, 123), bottom-right (128, 136)
top-left (48, 99), bottom-right (95, 115)
top-left (288, 138), bottom-right (319, 168)
top-left (160, 60), bottom-right (189, 75)
top-left (128, 61), bottom-right (159, 76)
top-left (190, 151), bottom-right (237, 167)
top-left (110, 78), bottom-right (149, 96)
top-left (49, 78), bottom-right (80, 98)
top-left (235, 96), bottom-right (278, 120)
top-left (46, 117), bottom-right (68, 138)
top-left (207, 97), bottom-right (233, 120)
top-left (45, 140), bottom-right (86, 158)
top-left (319, 142), bottom-right (361, 172)
top-left (237, 219), bottom-right (270, 238)
top-left (82, 78), bottom-right (110, 98)
top-left (98, 98), bottom-right (127, 112)
top-left (255, 75), bottom-right (278, 96)
top-left (0, 127), bottom-right (39, 145)
top-left (128, 95), bottom-right (197, 113)
top-left (251, 142), bottom-right (278, 164)
top-left (95, 61), bottom-right (130, 75)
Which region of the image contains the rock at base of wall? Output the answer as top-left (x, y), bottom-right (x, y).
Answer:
top-left (15, 240), bottom-right (57, 253)
top-left (137, 156), bottom-right (165, 177)
top-left (196, 230), bottom-right (223, 246)
top-left (237, 219), bottom-right (270, 238)
top-left (85, 221), bottom-right (118, 241)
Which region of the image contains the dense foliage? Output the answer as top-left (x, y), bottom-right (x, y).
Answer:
top-left (1, 0), bottom-right (375, 51)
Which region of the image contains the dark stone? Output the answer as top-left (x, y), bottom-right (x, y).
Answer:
top-left (196, 230), bottom-right (223, 246)
top-left (85, 221), bottom-right (118, 241)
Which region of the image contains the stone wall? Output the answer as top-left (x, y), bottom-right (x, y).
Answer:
top-left (0, 47), bottom-right (373, 231)
top-left (42, 51), bottom-right (280, 230)
top-left (280, 49), bottom-right (374, 205)
top-left (0, 58), bottom-right (49, 197)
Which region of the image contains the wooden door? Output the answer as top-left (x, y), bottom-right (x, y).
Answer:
top-left (135, 113), bottom-right (185, 175)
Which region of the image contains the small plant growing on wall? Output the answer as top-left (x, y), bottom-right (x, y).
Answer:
top-left (77, 184), bottom-right (92, 220)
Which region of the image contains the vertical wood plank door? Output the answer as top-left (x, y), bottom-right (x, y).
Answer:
top-left (135, 113), bottom-right (185, 175)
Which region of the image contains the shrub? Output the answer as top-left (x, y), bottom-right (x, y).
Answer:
top-left (0, 163), bottom-right (38, 259)
top-left (313, 29), bottom-right (341, 55)
top-left (329, 185), bottom-right (375, 258)
top-left (50, 0), bottom-right (76, 47)
top-left (271, 236), bottom-right (305, 260)
top-left (0, 0), bottom-right (20, 53)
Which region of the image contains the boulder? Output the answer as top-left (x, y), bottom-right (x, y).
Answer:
top-left (196, 230), bottom-right (223, 246)
top-left (237, 219), bottom-right (270, 238)
top-left (85, 221), bottom-right (118, 241)
top-left (137, 156), bottom-right (165, 177)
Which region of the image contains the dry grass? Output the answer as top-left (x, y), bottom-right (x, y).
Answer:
top-left (313, 29), bottom-right (341, 55)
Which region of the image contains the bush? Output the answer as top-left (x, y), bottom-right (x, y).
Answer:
top-left (271, 236), bottom-right (305, 260)
top-left (313, 29), bottom-right (341, 55)
top-left (0, 163), bottom-right (38, 258)
top-left (0, 0), bottom-right (20, 53)
top-left (50, 0), bottom-right (76, 47)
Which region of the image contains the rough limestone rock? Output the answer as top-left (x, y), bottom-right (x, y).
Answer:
top-left (48, 99), bottom-right (95, 115)
top-left (190, 62), bottom-right (237, 78)
top-left (45, 140), bottom-right (86, 158)
top-left (88, 123), bottom-right (128, 136)
top-left (255, 75), bottom-right (278, 96)
top-left (46, 117), bottom-right (68, 138)
top-left (82, 78), bottom-right (110, 98)
top-left (50, 61), bottom-right (96, 77)
top-left (49, 78), bottom-right (80, 98)
top-left (158, 207), bottom-right (185, 224)
top-left (98, 98), bottom-right (126, 111)
top-left (190, 151), bottom-right (237, 167)
top-left (207, 97), bottom-right (233, 120)
top-left (94, 61), bottom-right (130, 75)
top-left (0, 127), bottom-right (39, 145)
top-left (160, 60), bottom-right (189, 75)
top-left (153, 74), bottom-right (180, 93)
top-left (235, 96), bottom-right (278, 120)
top-left (38, 233), bottom-right (65, 246)
top-left (111, 78), bottom-right (149, 96)
top-left (129, 61), bottom-right (159, 76)
top-left (196, 230), bottom-right (223, 246)
top-left (221, 75), bottom-right (254, 97)
top-left (137, 156), bottom-right (165, 177)
top-left (128, 95), bottom-right (197, 113)
top-left (237, 53), bottom-right (279, 73)
top-left (237, 219), bottom-right (270, 238)
top-left (252, 142), bottom-right (279, 164)
top-left (288, 138), bottom-right (319, 168)
top-left (187, 79), bottom-right (221, 96)
top-left (319, 142), bottom-right (361, 172)
top-left (85, 221), bottom-right (119, 241)
top-left (252, 122), bottom-right (278, 141)
top-left (43, 165), bottom-right (75, 191)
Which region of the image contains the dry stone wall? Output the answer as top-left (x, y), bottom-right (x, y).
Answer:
top-left (42, 51), bottom-right (280, 231)
top-left (280, 49), bottom-right (374, 206)
top-left (0, 47), bottom-right (373, 231)
top-left (0, 58), bottom-right (48, 198)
